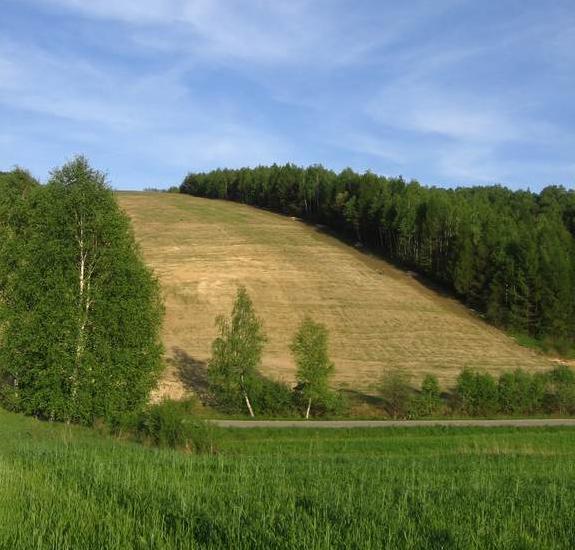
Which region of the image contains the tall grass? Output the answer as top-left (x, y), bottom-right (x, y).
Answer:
top-left (1, 409), bottom-right (575, 548)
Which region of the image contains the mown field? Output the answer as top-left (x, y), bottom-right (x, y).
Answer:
top-left (117, 192), bottom-right (552, 400)
top-left (1, 409), bottom-right (575, 548)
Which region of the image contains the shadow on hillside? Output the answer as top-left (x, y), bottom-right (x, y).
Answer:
top-left (341, 389), bottom-right (385, 409)
top-left (303, 220), bottom-right (457, 301)
top-left (169, 347), bottom-right (210, 402)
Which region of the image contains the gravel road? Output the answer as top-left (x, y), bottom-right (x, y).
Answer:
top-left (211, 419), bottom-right (575, 428)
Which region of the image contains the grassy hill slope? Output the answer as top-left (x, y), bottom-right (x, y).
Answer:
top-left (117, 192), bottom-right (552, 399)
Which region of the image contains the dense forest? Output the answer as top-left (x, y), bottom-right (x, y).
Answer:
top-left (180, 165), bottom-right (575, 352)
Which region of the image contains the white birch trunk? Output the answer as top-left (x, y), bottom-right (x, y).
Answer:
top-left (305, 398), bottom-right (312, 419)
top-left (70, 214), bottom-right (93, 417)
top-left (244, 392), bottom-right (255, 417)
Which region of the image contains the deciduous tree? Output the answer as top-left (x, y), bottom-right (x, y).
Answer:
top-left (290, 317), bottom-right (335, 418)
top-left (0, 157), bottom-right (164, 424)
top-left (208, 286), bottom-right (266, 417)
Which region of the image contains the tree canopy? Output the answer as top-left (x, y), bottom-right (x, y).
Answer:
top-left (0, 158), bottom-right (164, 424)
top-left (208, 286), bottom-right (266, 416)
top-left (291, 317), bottom-right (335, 418)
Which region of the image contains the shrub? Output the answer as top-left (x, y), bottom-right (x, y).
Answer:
top-left (292, 386), bottom-right (348, 418)
top-left (378, 370), bottom-right (413, 419)
top-left (412, 374), bottom-right (443, 417)
top-left (498, 369), bottom-right (545, 415)
top-left (544, 365), bottom-right (575, 415)
top-left (131, 399), bottom-right (217, 452)
top-left (455, 369), bottom-right (498, 416)
top-left (254, 378), bottom-right (296, 417)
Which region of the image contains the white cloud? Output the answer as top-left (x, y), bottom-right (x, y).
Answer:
top-left (25, 0), bottom-right (459, 68)
top-left (24, 0), bottom-right (359, 65)
top-left (0, 37), bottom-right (288, 181)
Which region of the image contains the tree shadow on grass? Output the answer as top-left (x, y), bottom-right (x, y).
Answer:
top-left (169, 347), bottom-right (210, 403)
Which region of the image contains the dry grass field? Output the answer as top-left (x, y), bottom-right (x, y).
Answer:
top-left (117, 192), bottom-right (553, 399)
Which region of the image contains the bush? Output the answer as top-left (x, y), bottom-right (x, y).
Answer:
top-left (498, 369), bottom-right (545, 415)
top-left (412, 375), bottom-right (443, 417)
top-left (253, 378), bottom-right (296, 417)
top-left (544, 365), bottom-right (575, 415)
top-left (125, 399), bottom-right (217, 452)
top-left (455, 369), bottom-right (498, 416)
top-left (292, 386), bottom-right (348, 418)
top-left (378, 370), bottom-right (413, 419)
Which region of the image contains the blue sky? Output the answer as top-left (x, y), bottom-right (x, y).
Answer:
top-left (1, 0), bottom-right (574, 190)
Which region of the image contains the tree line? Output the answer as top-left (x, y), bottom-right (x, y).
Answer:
top-left (180, 165), bottom-right (575, 353)
top-left (0, 158), bottom-right (163, 425)
top-left (380, 364), bottom-right (575, 419)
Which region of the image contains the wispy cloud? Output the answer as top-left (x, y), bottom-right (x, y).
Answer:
top-left (2, 0), bottom-right (574, 189)
top-left (27, 0), bottom-right (387, 66)
top-left (0, 34), bottom-right (289, 184)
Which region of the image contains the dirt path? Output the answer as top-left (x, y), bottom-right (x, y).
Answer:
top-left (211, 419), bottom-right (575, 428)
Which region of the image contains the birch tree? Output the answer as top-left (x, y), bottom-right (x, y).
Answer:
top-left (290, 317), bottom-right (334, 418)
top-left (208, 286), bottom-right (265, 417)
top-left (0, 169), bottom-right (40, 409)
top-left (0, 157), bottom-right (164, 424)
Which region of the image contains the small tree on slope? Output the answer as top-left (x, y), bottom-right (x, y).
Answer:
top-left (208, 286), bottom-right (266, 417)
top-left (290, 317), bottom-right (335, 419)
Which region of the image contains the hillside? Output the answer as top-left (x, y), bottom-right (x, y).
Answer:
top-left (117, 192), bottom-right (553, 399)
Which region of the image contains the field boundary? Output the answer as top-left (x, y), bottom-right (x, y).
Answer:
top-left (210, 418), bottom-right (575, 428)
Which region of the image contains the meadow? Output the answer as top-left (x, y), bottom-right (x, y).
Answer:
top-left (2, 408), bottom-right (575, 549)
top-left (117, 192), bottom-right (553, 401)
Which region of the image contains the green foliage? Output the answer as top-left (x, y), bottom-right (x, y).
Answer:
top-left (378, 369), bottom-right (413, 419)
top-left (0, 158), bottom-right (164, 425)
top-left (544, 365), bottom-right (575, 415)
top-left (181, 166), bottom-right (575, 351)
top-left (455, 369), bottom-right (498, 416)
top-left (253, 377), bottom-right (296, 417)
top-left (308, 390), bottom-right (348, 417)
top-left (412, 374), bottom-right (443, 417)
top-left (290, 316), bottom-right (335, 417)
top-left (497, 369), bottom-right (545, 415)
top-left (208, 286), bottom-right (266, 416)
top-left (131, 399), bottom-right (216, 452)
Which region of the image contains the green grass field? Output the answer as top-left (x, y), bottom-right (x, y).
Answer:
top-left (2, 408), bottom-right (575, 549)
